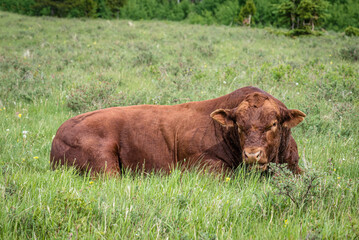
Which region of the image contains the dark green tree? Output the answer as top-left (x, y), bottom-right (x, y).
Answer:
top-left (277, 0), bottom-right (296, 29)
top-left (239, 0), bottom-right (256, 25)
top-left (96, 0), bottom-right (112, 19)
top-left (215, 0), bottom-right (239, 25)
top-left (32, 0), bottom-right (97, 17)
top-left (277, 0), bottom-right (329, 31)
top-left (106, 0), bottom-right (126, 17)
top-left (297, 0), bottom-right (328, 30)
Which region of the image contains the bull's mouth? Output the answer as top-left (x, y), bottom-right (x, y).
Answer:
top-left (247, 163), bottom-right (268, 171)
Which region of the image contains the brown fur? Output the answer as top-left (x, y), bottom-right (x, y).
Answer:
top-left (50, 86), bottom-right (305, 175)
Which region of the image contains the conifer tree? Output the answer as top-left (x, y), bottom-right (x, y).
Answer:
top-left (277, 0), bottom-right (328, 31)
top-left (239, 0), bottom-right (256, 26)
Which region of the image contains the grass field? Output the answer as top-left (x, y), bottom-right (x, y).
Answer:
top-left (0, 11), bottom-right (358, 239)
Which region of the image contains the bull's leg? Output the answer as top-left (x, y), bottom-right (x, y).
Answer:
top-left (86, 143), bottom-right (121, 176)
top-left (51, 138), bottom-right (121, 176)
top-left (201, 158), bottom-right (233, 175)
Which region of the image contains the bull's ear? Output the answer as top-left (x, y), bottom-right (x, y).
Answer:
top-left (210, 109), bottom-right (235, 127)
top-left (283, 109), bottom-right (306, 128)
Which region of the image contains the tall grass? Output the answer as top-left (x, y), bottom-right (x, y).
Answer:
top-left (0, 11), bottom-right (358, 239)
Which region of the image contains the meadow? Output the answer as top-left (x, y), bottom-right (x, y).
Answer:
top-left (0, 11), bottom-right (358, 239)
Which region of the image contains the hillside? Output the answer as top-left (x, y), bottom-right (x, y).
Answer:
top-left (0, 12), bottom-right (358, 239)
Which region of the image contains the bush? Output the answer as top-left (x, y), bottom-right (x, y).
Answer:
top-left (66, 81), bottom-right (120, 112)
top-left (215, 0), bottom-right (239, 25)
top-left (0, 0), bottom-right (36, 15)
top-left (340, 46), bottom-right (359, 62)
top-left (239, 0), bottom-right (256, 25)
top-left (0, 58), bottom-right (53, 103)
top-left (345, 26), bottom-right (359, 37)
top-left (0, 0), bottom-right (358, 31)
top-left (325, 0), bottom-right (359, 31)
top-left (286, 28), bottom-right (323, 37)
top-left (187, 10), bottom-right (215, 25)
top-left (269, 163), bottom-right (321, 209)
top-left (96, 0), bottom-right (112, 19)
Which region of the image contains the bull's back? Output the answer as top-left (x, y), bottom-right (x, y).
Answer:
top-left (50, 104), bottom-right (203, 172)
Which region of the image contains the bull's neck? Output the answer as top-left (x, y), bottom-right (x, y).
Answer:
top-left (214, 123), bottom-right (243, 168)
top-left (181, 87), bottom-right (264, 114)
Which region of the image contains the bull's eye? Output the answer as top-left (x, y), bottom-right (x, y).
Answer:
top-left (266, 122), bottom-right (277, 131)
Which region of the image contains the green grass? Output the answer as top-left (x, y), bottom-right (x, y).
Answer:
top-left (0, 11), bottom-right (358, 239)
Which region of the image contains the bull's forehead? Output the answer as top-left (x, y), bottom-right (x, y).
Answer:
top-left (236, 97), bottom-right (279, 127)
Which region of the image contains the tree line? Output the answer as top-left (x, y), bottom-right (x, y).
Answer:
top-left (0, 0), bottom-right (358, 32)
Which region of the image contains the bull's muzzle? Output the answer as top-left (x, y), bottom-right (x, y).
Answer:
top-left (243, 147), bottom-right (268, 171)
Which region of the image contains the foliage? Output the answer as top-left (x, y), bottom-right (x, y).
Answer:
top-left (339, 46), bottom-right (359, 62)
top-left (0, 0), bottom-right (36, 15)
top-left (0, 12), bottom-right (358, 239)
top-left (214, 0), bottom-right (239, 25)
top-left (239, 0), bottom-right (256, 25)
top-left (252, 0), bottom-right (278, 27)
top-left (276, 0), bottom-right (329, 32)
top-left (96, 0), bottom-right (112, 19)
top-left (0, 0), bottom-right (359, 31)
top-left (325, 0), bottom-right (359, 31)
top-left (31, 0), bottom-right (98, 18)
top-left (269, 163), bottom-right (321, 209)
top-left (0, 56), bottom-right (54, 102)
top-left (66, 81), bottom-right (120, 112)
top-left (345, 26), bottom-right (359, 37)
top-left (120, 0), bottom-right (190, 21)
top-left (0, 0), bottom-right (126, 18)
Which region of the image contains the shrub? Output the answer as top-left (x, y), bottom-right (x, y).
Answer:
top-left (269, 163), bottom-right (321, 209)
top-left (187, 10), bottom-right (215, 25)
top-left (0, 58), bottom-right (53, 103)
top-left (0, 0), bottom-right (36, 15)
top-left (96, 0), bottom-right (112, 19)
top-left (339, 46), bottom-right (359, 62)
top-left (66, 81), bottom-right (120, 112)
top-left (276, 0), bottom-right (329, 31)
top-left (239, 0), bottom-right (256, 25)
top-left (345, 26), bottom-right (359, 37)
top-left (215, 0), bottom-right (239, 25)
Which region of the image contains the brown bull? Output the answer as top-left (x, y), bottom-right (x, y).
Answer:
top-left (50, 86), bottom-right (306, 175)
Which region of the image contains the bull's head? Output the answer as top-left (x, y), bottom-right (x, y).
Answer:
top-left (210, 92), bottom-right (305, 170)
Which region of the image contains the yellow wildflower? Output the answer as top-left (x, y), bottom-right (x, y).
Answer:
top-left (333, 168), bottom-right (336, 172)
top-left (330, 61), bottom-right (333, 65)
top-left (89, 181), bottom-right (94, 185)
top-left (337, 177), bottom-right (341, 180)
top-left (33, 156), bottom-right (39, 159)
top-left (225, 177), bottom-right (230, 182)
top-left (18, 113), bottom-right (22, 118)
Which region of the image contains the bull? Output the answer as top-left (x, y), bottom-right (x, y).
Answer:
top-left (50, 86), bottom-right (305, 175)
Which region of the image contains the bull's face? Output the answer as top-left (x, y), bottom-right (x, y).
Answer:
top-left (210, 93), bottom-right (305, 170)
